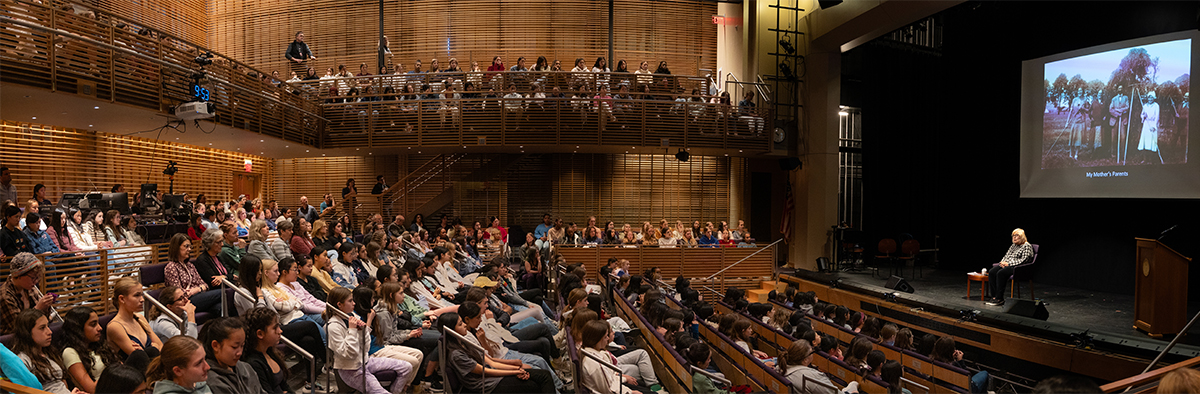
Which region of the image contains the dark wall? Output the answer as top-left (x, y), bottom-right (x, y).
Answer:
top-left (848, 1), bottom-right (1200, 295)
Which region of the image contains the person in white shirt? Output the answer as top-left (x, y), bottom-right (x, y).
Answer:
top-left (580, 320), bottom-right (658, 394)
top-left (779, 339), bottom-right (836, 394)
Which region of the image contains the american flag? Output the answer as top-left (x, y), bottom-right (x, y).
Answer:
top-left (780, 180), bottom-right (793, 243)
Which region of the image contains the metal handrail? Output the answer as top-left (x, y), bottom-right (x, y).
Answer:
top-left (757, 75), bottom-right (774, 103)
top-left (441, 323), bottom-right (491, 394)
top-left (704, 238), bottom-right (785, 280)
top-left (221, 279), bottom-right (317, 389)
top-left (691, 365), bottom-right (732, 387)
top-left (142, 291), bottom-right (187, 335)
top-left (901, 377), bottom-right (931, 394)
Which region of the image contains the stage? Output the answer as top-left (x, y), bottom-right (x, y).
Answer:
top-left (803, 266), bottom-right (1200, 346)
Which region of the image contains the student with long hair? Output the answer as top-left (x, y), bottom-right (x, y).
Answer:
top-left (580, 320), bottom-right (652, 394)
top-left (687, 343), bottom-right (733, 394)
top-left (108, 277), bottom-right (163, 360)
top-left (351, 285), bottom-right (425, 389)
top-left (439, 312), bottom-right (555, 393)
top-left (880, 360), bottom-right (911, 394)
top-left (930, 336), bottom-right (965, 368)
top-left (240, 308), bottom-right (290, 393)
top-left (325, 287), bottom-right (414, 394)
top-left (13, 309), bottom-right (70, 394)
top-left (332, 242), bottom-right (361, 288)
top-left (261, 257), bottom-right (327, 342)
top-left (149, 286), bottom-right (199, 341)
top-left (235, 255), bottom-right (325, 384)
top-left (308, 246), bottom-right (337, 294)
top-left (145, 336), bottom-right (210, 394)
top-left (778, 340), bottom-right (835, 394)
top-left (56, 306), bottom-right (119, 393)
top-left (200, 317), bottom-right (261, 394)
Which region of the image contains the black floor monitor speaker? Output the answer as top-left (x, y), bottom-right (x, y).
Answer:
top-left (885, 275), bottom-right (915, 293)
top-left (1006, 299), bottom-right (1050, 321)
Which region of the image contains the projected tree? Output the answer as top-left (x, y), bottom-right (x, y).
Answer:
top-left (1052, 73), bottom-right (1069, 104)
top-left (1108, 48), bottom-right (1159, 97)
top-left (1067, 74), bottom-right (1087, 100)
top-left (1175, 73), bottom-right (1189, 95)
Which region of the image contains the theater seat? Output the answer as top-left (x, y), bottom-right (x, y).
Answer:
top-left (140, 263), bottom-right (168, 287)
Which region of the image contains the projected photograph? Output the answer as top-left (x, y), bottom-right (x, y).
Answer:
top-left (1042, 39), bottom-right (1190, 169)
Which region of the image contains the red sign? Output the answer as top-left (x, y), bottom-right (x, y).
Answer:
top-left (244, 159), bottom-right (252, 172)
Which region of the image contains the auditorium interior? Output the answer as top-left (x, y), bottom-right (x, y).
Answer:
top-left (2, 0), bottom-right (1200, 393)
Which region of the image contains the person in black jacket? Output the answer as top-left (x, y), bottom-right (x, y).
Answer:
top-left (1, 205), bottom-right (32, 256)
top-left (242, 307), bottom-right (294, 394)
top-left (284, 31), bottom-right (316, 72)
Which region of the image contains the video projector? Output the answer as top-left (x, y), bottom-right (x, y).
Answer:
top-left (175, 101), bottom-right (215, 121)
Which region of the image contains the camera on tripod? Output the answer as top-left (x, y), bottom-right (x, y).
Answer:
top-left (163, 161), bottom-right (179, 176)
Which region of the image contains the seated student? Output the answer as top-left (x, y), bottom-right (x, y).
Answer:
top-left (277, 257), bottom-right (328, 321)
top-left (462, 288), bottom-right (557, 364)
top-left (331, 242), bottom-right (362, 288)
top-left (847, 311), bottom-right (865, 333)
top-left (473, 276), bottom-right (555, 334)
top-left (865, 350), bottom-right (886, 378)
top-left (305, 246), bottom-right (338, 296)
top-left (1, 205), bottom-right (33, 255)
top-left (200, 317), bottom-right (262, 394)
top-left (325, 287), bottom-right (414, 394)
top-left (262, 257), bottom-right (327, 342)
top-left (732, 318), bottom-right (775, 367)
top-left (241, 307), bottom-right (295, 394)
top-left (94, 364), bottom-right (147, 394)
top-left (817, 333), bottom-right (841, 361)
top-left (688, 343), bottom-right (734, 394)
top-left (930, 336), bottom-right (966, 369)
top-left (439, 312), bottom-right (555, 394)
top-left (145, 336), bottom-right (210, 394)
top-left (56, 306), bottom-right (119, 394)
top-left (894, 328), bottom-right (915, 351)
top-left (458, 301), bottom-right (563, 392)
top-left (844, 336), bottom-right (873, 370)
top-left (13, 309), bottom-right (72, 394)
top-left (108, 277), bottom-right (164, 360)
top-left (150, 286), bottom-right (199, 342)
top-left (916, 334), bottom-right (938, 358)
top-left (879, 324), bottom-right (899, 347)
top-left (351, 286), bottom-right (426, 389)
top-left (581, 320), bottom-right (654, 394)
top-left (861, 316), bottom-right (881, 339)
top-left (779, 340), bottom-right (836, 394)
top-left (235, 256), bottom-right (325, 383)
top-left (880, 360), bottom-right (911, 394)
top-left (23, 213), bottom-right (60, 254)
top-left (0, 253), bottom-right (54, 335)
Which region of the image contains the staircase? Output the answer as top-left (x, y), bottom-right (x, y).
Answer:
top-left (747, 280), bottom-right (787, 303)
top-left (381, 153), bottom-right (528, 220)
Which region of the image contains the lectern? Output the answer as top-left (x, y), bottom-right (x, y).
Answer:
top-left (1134, 238), bottom-right (1192, 336)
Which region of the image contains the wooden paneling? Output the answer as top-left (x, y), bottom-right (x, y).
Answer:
top-left (0, 120), bottom-right (272, 205)
top-left (551, 154), bottom-right (738, 228)
top-left (85, 0), bottom-right (208, 46)
top-left (207, 0), bottom-right (716, 78)
top-left (272, 155), bottom-right (399, 214)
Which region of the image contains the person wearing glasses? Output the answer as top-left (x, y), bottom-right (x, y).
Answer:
top-left (149, 286), bottom-right (199, 341)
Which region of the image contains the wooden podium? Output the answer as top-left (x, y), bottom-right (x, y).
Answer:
top-left (1134, 238), bottom-right (1192, 336)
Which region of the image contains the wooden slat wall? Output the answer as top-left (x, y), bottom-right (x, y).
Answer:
top-left (0, 120), bottom-right (272, 205)
top-left (84, 0), bottom-right (208, 46)
top-left (207, 0), bottom-right (716, 78)
top-left (272, 155), bottom-right (399, 212)
top-left (550, 153), bottom-right (736, 229)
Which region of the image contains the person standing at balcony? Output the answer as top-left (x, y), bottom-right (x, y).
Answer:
top-left (285, 31), bottom-right (316, 76)
top-left (372, 176), bottom-right (388, 195)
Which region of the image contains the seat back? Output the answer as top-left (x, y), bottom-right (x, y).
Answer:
top-left (900, 239), bottom-right (920, 256)
top-left (877, 239), bottom-right (897, 255)
top-left (1013, 243), bottom-right (1040, 280)
top-left (140, 263), bottom-right (167, 286)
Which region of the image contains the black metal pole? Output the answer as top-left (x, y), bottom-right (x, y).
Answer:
top-left (608, 0), bottom-right (614, 69)
top-left (378, 0), bottom-right (385, 74)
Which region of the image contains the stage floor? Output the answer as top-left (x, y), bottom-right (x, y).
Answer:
top-left (804, 267), bottom-right (1200, 345)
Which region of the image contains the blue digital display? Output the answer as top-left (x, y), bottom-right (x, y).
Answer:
top-left (190, 83), bottom-right (210, 101)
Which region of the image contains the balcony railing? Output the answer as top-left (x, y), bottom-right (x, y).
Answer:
top-left (0, 0), bottom-right (325, 145)
top-left (293, 72), bottom-right (771, 152)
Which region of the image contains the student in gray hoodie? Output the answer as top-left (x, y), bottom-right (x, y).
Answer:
top-left (201, 317), bottom-right (263, 394)
top-left (147, 336), bottom-right (212, 394)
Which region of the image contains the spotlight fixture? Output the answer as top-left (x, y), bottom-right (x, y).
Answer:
top-left (675, 148), bottom-right (690, 162)
top-left (779, 38), bottom-right (795, 55)
top-left (779, 63), bottom-right (795, 81)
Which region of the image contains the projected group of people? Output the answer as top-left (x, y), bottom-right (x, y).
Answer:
top-left (1042, 41), bottom-right (1190, 169)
